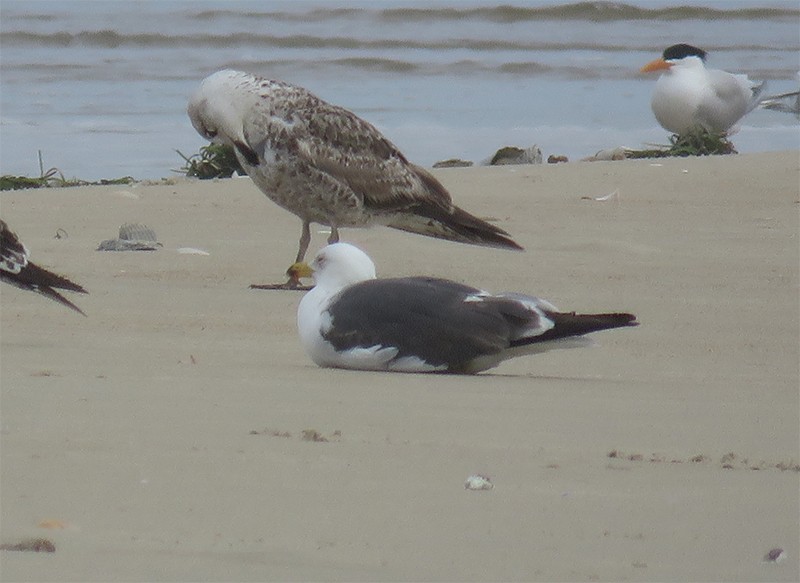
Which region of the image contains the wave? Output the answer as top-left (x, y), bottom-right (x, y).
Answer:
top-left (224, 59), bottom-right (795, 80)
top-left (8, 54), bottom-right (794, 83)
top-left (189, 2), bottom-right (799, 23)
top-left (378, 3), bottom-right (800, 22)
top-left (2, 30), bottom-right (798, 55)
top-left (12, 58), bottom-right (793, 83)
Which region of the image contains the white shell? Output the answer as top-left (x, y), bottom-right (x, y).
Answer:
top-left (97, 223), bottom-right (161, 251)
top-left (119, 223), bottom-right (157, 242)
top-left (464, 474), bottom-right (493, 491)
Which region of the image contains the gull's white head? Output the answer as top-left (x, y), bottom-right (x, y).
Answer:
top-left (310, 243), bottom-right (377, 291)
top-left (187, 69), bottom-right (259, 147)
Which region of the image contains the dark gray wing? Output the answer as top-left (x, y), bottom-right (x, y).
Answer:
top-left (322, 277), bottom-right (544, 370)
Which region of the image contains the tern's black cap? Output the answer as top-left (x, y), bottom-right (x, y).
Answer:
top-left (663, 44), bottom-right (707, 62)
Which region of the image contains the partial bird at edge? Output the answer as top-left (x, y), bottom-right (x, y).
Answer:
top-left (1, 219), bottom-right (88, 316)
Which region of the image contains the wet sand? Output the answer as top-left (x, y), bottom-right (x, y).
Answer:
top-left (1, 152), bottom-right (798, 581)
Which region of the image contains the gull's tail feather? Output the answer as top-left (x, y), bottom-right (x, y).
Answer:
top-left (516, 312), bottom-right (638, 346)
top-left (386, 203), bottom-right (523, 251)
top-left (385, 164), bottom-right (523, 251)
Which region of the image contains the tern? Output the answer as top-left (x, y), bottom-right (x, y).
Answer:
top-left (641, 43), bottom-right (766, 135)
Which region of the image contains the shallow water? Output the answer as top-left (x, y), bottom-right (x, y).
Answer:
top-left (1, 0), bottom-right (798, 180)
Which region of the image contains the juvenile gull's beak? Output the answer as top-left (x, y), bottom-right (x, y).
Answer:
top-left (286, 261), bottom-right (314, 280)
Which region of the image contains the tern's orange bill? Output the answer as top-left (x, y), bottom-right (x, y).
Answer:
top-left (640, 58), bottom-right (673, 73)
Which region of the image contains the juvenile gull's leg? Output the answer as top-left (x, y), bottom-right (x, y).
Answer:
top-left (295, 220), bottom-right (312, 263)
top-left (251, 220), bottom-right (314, 290)
top-left (327, 226), bottom-right (340, 244)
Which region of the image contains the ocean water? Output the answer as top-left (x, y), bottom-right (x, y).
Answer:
top-left (1, 0), bottom-right (798, 181)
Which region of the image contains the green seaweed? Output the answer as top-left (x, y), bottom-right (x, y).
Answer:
top-left (1, 152), bottom-right (134, 191)
top-left (0, 168), bottom-right (134, 191)
top-left (176, 143), bottom-right (244, 179)
top-left (627, 127), bottom-right (737, 159)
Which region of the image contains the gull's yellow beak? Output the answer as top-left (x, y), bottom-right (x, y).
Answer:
top-left (286, 261), bottom-right (314, 280)
top-left (640, 58), bottom-right (672, 73)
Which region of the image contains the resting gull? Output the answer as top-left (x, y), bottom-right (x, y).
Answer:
top-left (294, 243), bottom-right (638, 374)
top-left (1, 219), bottom-right (88, 316)
top-left (188, 69), bottom-right (522, 289)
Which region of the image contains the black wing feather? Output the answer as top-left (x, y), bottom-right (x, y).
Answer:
top-left (322, 277), bottom-right (519, 369)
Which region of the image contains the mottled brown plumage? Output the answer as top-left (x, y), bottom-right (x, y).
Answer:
top-left (188, 70), bottom-right (521, 288)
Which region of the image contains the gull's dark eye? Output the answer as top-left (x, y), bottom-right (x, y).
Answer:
top-left (197, 120), bottom-right (217, 140)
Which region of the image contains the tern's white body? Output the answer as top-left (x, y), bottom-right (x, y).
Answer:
top-left (643, 46), bottom-right (766, 135)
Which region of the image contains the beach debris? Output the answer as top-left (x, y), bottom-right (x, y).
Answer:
top-left (97, 223), bottom-right (161, 251)
top-left (547, 154), bottom-right (569, 163)
top-left (607, 449), bottom-right (800, 472)
top-left (763, 548), bottom-right (785, 563)
top-left (0, 169), bottom-right (134, 191)
top-left (464, 474), bottom-right (493, 491)
top-left (300, 428), bottom-right (342, 442)
top-left (250, 427), bottom-right (293, 438)
top-left (251, 427), bottom-right (341, 442)
top-left (581, 189), bottom-right (619, 202)
top-left (0, 538), bottom-right (55, 553)
top-left (488, 145), bottom-right (542, 166)
top-left (177, 247), bottom-right (210, 255)
top-left (53, 228), bottom-right (69, 239)
top-left (720, 452), bottom-right (737, 469)
top-left (626, 128), bottom-right (737, 158)
top-left (301, 429), bottom-right (328, 442)
top-left (582, 147), bottom-right (628, 162)
top-left (433, 158), bottom-right (474, 168)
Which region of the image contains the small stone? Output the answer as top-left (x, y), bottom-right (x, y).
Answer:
top-left (489, 145), bottom-right (543, 166)
top-left (764, 548), bottom-right (784, 562)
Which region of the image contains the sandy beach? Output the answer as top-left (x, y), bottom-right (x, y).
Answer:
top-left (1, 152), bottom-right (798, 581)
